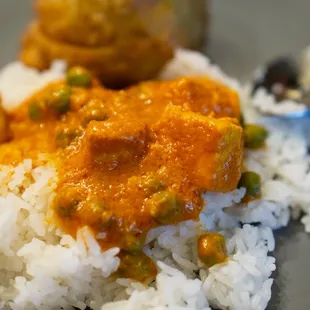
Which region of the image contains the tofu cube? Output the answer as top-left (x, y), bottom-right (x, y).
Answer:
top-left (84, 120), bottom-right (149, 169)
top-left (154, 105), bottom-right (243, 192)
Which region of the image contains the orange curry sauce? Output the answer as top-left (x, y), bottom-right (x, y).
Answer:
top-left (1, 76), bottom-right (243, 280)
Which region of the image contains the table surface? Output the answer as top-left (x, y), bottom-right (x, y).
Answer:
top-left (1, 1), bottom-right (310, 309)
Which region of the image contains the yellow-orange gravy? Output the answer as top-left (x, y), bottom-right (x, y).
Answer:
top-left (1, 76), bottom-right (243, 281)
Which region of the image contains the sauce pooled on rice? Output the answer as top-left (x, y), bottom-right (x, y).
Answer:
top-left (0, 68), bottom-right (244, 281)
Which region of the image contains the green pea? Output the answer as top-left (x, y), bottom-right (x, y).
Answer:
top-left (55, 128), bottom-right (81, 148)
top-left (56, 132), bottom-right (72, 148)
top-left (100, 210), bottom-right (114, 228)
top-left (82, 109), bottom-right (108, 125)
top-left (55, 196), bottom-right (80, 219)
top-left (66, 67), bottom-right (92, 88)
top-left (122, 234), bottom-right (145, 253)
top-left (89, 200), bottom-right (113, 228)
top-left (47, 85), bottom-right (71, 114)
top-left (28, 102), bottom-right (43, 121)
top-left (244, 124), bottom-right (268, 149)
top-left (116, 251), bottom-right (157, 282)
top-left (148, 191), bottom-right (182, 224)
top-left (239, 112), bottom-right (246, 128)
top-left (81, 98), bottom-right (109, 126)
top-left (83, 199), bottom-right (113, 228)
top-left (140, 176), bottom-right (165, 196)
top-left (198, 232), bottom-right (227, 268)
top-left (56, 204), bottom-right (77, 218)
top-left (54, 187), bottom-right (83, 219)
top-left (238, 171), bottom-right (261, 201)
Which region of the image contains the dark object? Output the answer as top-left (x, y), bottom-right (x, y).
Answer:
top-left (265, 57), bottom-right (299, 89)
top-left (253, 57), bottom-right (300, 98)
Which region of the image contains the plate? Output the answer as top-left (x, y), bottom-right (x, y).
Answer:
top-left (1, 1), bottom-right (310, 309)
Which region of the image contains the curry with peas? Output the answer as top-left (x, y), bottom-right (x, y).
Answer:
top-left (0, 68), bottom-right (266, 281)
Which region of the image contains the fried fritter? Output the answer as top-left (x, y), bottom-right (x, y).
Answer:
top-left (20, 0), bottom-right (173, 88)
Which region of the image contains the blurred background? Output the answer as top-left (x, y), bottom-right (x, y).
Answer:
top-left (1, 0), bottom-right (310, 309)
top-left (1, 0), bottom-right (310, 81)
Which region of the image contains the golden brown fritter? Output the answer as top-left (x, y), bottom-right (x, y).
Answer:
top-left (35, 0), bottom-right (155, 47)
top-left (20, 0), bottom-right (174, 88)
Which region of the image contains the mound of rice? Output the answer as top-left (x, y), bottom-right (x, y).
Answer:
top-left (0, 49), bottom-right (309, 309)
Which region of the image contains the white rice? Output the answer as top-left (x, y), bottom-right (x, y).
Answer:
top-left (0, 61), bottom-right (66, 111)
top-left (251, 87), bottom-right (307, 116)
top-left (1, 48), bottom-right (310, 309)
